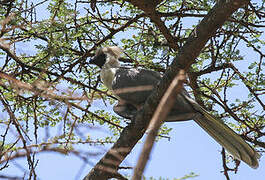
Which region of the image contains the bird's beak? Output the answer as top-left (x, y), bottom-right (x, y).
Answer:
top-left (89, 57), bottom-right (96, 65)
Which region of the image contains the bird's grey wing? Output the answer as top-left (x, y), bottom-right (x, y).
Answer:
top-left (183, 95), bottom-right (259, 168)
top-left (112, 68), bottom-right (162, 105)
top-left (112, 68), bottom-right (196, 121)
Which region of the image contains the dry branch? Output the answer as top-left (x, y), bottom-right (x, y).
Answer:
top-left (132, 70), bottom-right (186, 179)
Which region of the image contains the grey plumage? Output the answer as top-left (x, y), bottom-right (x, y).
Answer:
top-left (89, 46), bottom-right (259, 168)
top-left (112, 67), bottom-right (196, 121)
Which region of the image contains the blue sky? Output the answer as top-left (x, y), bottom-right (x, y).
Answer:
top-left (4, 120), bottom-right (264, 180)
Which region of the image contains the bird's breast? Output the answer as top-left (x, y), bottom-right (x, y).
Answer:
top-left (100, 68), bottom-right (117, 89)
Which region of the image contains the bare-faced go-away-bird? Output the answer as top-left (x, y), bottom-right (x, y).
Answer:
top-left (89, 46), bottom-right (259, 169)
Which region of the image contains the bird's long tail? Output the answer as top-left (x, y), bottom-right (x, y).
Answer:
top-left (185, 96), bottom-right (259, 169)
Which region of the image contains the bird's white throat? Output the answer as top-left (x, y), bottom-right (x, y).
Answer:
top-left (100, 56), bottom-right (120, 89)
top-left (100, 68), bottom-right (117, 89)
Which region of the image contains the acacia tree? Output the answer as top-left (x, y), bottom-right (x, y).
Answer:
top-left (0, 0), bottom-right (264, 179)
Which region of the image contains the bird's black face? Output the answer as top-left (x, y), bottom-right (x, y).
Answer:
top-left (89, 51), bottom-right (107, 68)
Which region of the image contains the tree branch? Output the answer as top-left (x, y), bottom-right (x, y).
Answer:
top-left (132, 70), bottom-right (186, 179)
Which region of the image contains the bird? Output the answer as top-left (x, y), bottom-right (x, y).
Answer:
top-left (89, 46), bottom-right (259, 169)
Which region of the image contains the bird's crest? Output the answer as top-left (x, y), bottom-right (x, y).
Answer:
top-left (103, 46), bottom-right (122, 58)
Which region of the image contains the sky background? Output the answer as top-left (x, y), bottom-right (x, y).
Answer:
top-left (4, 120), bottom-right (264, 180)
top-left (0, 0), bottom-right (264, 179)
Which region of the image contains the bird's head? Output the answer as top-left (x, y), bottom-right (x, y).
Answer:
top-left (89, 46), bottom-right (122, 68)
